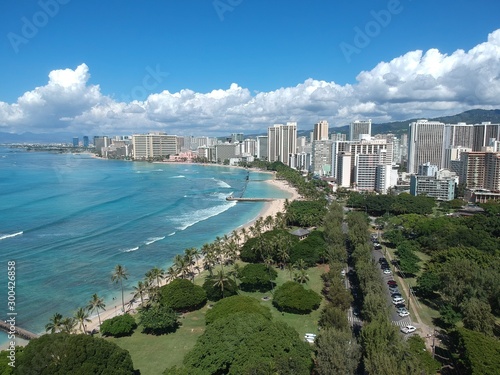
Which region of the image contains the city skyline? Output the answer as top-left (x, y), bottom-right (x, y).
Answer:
top-left (1, 2), bottom-right (500, 137)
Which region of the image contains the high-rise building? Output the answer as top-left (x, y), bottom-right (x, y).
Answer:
top-left (444, 123), bottom-right (474, 150)
top-left (231, 133), bottom-right (244, 143)
top-left (313, 120), bottom-right (329, 141)
top-left (256, 136), bottom-right (268, 160)
top-left (267, 122), bottom-right (297, 165)
top-left (132, 133), bottom-right (179, 159)
top-left (349, 120), bottom-right (371, 141)
top-left (354, 149), bottom-right (391, 191)
top-left (83, 136), bottom-right (89, 148)
top-left (242, 139), bottom-right (256, 156)
top-left (330, 132), bottom-right (347, 142)
top-left (72, 137), bottom-right (79, 147)
top-left (337, 152), bottom-right (352, 188)
top-left (472, 122), bottom-right (500, 151)
top-left (93, 136), bottom-right (110, 155)
top-left (407, 120), bottom-right (446, 174)
top-left (311, 140), bottom-right (333, 176)
top-left (215, 143), bottom-right (239, 162)
top-left (460, 151), bottom-right (500, 192)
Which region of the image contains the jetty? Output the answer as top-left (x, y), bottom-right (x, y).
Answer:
top-left (226, 196), bottom-right (275, 202)
top-left (0, 320), bottom-right (39, 340)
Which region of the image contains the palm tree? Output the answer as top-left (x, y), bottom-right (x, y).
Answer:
top-left (231, 230), bottom-right (241, 247)
top-left (294, 259), bottom-right (307, 271)
top-left (263, 255), bottom-right (275, 291)
top-left (45, 312), bottom-right (63, 333)
top-left (165, 266), bottom-right (178, 283)
top-left (146, 266), bottom-right (165, 287)
top-left (294, 269), bottom-right (309, 284)
top-left (111, 264), bottom-right (129, 312)
top-left (75, 307), bottom-right (92, 334)
top-left (213, 269), bottom-right (228, 299)
top-left (60, 317), bottom-right (77, 334)
top-left (132, 281), bottom-right (148, 307)
top-left (87, 293), bottom-right (106, 327)
top-left (264, 215), bottom-right (274, 231)
top-left (240, 227), bottom-right (248, 243)
top-left (173, 254), bottom-right (189, 279)
top-left (230, 263), bottom-right (241, 291)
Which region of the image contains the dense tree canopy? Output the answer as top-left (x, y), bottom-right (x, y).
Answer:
top-left (286, 200), bottom-right (327, 227)
top-left (139, 304), bottom-right (179, 335)
top-left (17, 333), bottom-right (135, 375)
top-left (289, 230), bottom-right (326, 266)
top-left (202, 275), bottom-right (238, 302)
top-left (239, 263), bottom-right (277, 292)
top-left (166, 312), bottom-right (312, 375)
top-left (272, 281), bottom-right (322, 314)
top-left (205, 295), bottom-right (272, 325)
top-left (160, 278), bottom-right (207, 312)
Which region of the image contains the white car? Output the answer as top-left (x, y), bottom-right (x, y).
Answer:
top-left (400, 325), bottom-right (416, 334)
top-left (383, 269), bottom-right (392, 275)
top-left (304, 333), bottom-right (316, 343)
top-left (392, 297), bottom-right (405, 304)
top-left (398, 310), bottom-right (410, 317)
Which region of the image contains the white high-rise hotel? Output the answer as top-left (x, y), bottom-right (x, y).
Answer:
top-left (407, 120), bottom-right (446, 174)
top-left (268, 122), bottom-right (297, 166)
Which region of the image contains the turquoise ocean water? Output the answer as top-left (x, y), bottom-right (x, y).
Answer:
top-left (0, 147), bottom-right (291, 346)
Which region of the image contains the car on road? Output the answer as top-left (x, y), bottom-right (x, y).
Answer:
top-left (392, 297), bottom-right (405, 304)
top-left (400, 325), bottom-right (416, 334)
top-left (383, 269), bottom-right (392, 275)
top-left (398, 310), bottom-right (410, 317)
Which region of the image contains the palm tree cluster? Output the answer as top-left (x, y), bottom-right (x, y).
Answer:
top-left (45, 293), bottom-right (106, 335)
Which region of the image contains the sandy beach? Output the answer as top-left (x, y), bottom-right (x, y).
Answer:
top-left (84, 174), bottom-right (299, 333)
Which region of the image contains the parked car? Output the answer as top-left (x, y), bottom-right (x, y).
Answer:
top-left (383, 269), bottom-right (392, 275)
top-left (395, 303), bottom-right (406, 310)
top-left (392, 297), bottom-right (405, 304)
top-left (398, 310), bottom-right (410, 317)
top-left (387, 280), bottom-right (397, 285)
top-left (400, 325), bottom-right (416, 334)
top-left (391, 293), bottom-right (402, 298)
top-left (389, 286), bottom-right (399, 293)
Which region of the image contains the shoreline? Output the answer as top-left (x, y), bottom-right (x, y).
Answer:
top-left (83, 174), bottom-right (299, 334)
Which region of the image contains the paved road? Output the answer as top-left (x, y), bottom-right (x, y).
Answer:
top-left (371, 244), bottom-right (413, 327)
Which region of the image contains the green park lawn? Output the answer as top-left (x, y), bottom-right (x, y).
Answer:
top-left (109, 262), bottom-right (326, 375)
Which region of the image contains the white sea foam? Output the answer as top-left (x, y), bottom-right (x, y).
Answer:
top-left (0, 231), bottom-right (23, 240)
top-left (216, 180), bottom-right (231, 188)
top-left (170, 175), bottom-right (185, 178)
top-left (171, 201), bottom-right (237, 231)
top-left (145, 236), bottom-right (165, 245)
top-left (168, 232), bottom-right (176, 236)
top-left (123, 247), bottom-right (139, 253)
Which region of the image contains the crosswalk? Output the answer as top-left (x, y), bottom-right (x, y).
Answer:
top-left (391, 319), bottom-right (412, 327)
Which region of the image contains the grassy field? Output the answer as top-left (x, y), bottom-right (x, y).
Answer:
top-left (107, 307), bottom-right (206, 375)
top-left (108, 262), bottom-right (326, 375)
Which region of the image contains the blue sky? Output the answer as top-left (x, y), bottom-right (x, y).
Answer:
top-left (1, 0), bottom-right (500, 136)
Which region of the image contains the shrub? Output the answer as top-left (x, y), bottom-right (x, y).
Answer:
top-left (100, 313), bottom-right (137, 337)
top-left (160, 278), bottom-right (207, 312)
top-left (202, 276), bottom-right (238, 302)
top-left (273, 281), bottom-right (322, 314)
top-left (205, 295), bottom-right (272, 325)
top-left (140, 304), bottom-right (179, 335)
top-left (239, 263), bottom-right (277, 292)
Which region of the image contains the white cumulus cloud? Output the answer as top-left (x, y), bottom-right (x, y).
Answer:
top-left (1, 29), bottom-right (500, 136)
